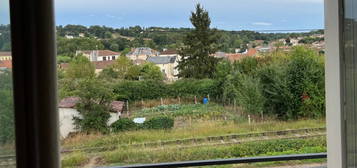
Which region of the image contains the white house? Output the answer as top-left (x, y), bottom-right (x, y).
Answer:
top-left (58, 97), bottom-right (124, 138)
top-left (147, 56), bottom-right (178, 81)
top-left (76, 50), bottom-right (120, 62)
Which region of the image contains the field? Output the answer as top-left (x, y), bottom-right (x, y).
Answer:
top-left (60, 102), bottom-right (326, 168)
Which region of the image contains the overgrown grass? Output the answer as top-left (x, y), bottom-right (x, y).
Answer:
top-left (102, 137), bottom-right (326, 166)
top-left (62, 119), bottom-right (325, 149)
top-left (61, 152), bottom-right (89, 168)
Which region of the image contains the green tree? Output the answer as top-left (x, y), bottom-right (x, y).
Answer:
top-left (65, 56), bottom-right (95, 79)
top-left (73, 78), bottom-right (114, 133)
top-left (0, 70), bottom-right (14, 144)
top-left (177, 4), bottom-right (221, 79)
top-left (140, 63), bottom-right (164, 81)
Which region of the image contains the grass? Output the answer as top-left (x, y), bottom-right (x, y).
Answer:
top-left (62, 119), bottom-right (325, 149)
top-left (102, 137), bottom-right (326, 166)
top-left (60, 103), bottom-right (326, 167)
top-left (61, 152), bottom-right (89, 168)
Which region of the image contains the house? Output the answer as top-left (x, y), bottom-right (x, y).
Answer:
top-left (214, 51), bottom-right (228, 58)
top-left (59, 60), bottom-right (116, 74)
top-left (147, 56), bottom-right (178, 81)
top-left (92, 60), bottom-right (116, 73)
top-left (226, 48), bottom-right (257, 62)
top-left (0, 60), bottom-right (12, 69)
top-left (76, 50), bottom-right (120, 62)
top-left (126, 47), bottom-right (159, 61)
top-left (0, 52), bottom-right (12, 61)
top-left (159, 49), bottom-right (179, 57)
top-left (58, 97), bottom-right (125, 138)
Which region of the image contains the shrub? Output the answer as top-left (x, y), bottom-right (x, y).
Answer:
top-left (143, 116), bottom-right (174, 129)
top-left (111, 118), bottom-right (137, 132)
top-left (114, 80), bottom-right (168, 101)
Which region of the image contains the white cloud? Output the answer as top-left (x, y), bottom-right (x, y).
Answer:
top-left (252, 22), bottom-right (272, 26)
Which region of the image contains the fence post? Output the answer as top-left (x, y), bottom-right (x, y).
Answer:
top-left (194, 96), bottom-right (197, 104)
top-left (207, 94), bottom-right (210, 101)
top-left (248, 115), bottom-right (251, 125)
top-left (141, 99), bottom-right (144, 106)
top-left (161, 97), bottom-right (164, 105)
top-left (178, 96), bottom-right (181, 104)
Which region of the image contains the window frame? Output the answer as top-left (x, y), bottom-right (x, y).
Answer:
top-left (9, 0), bottom-right (60, 167)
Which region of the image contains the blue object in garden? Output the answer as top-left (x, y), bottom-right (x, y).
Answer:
top-left (203, 97), bottom-right (209, 104)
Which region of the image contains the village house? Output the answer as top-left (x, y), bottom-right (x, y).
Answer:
top-left (147, 56), bottom-right (178, 81)
top-left (76, 50), bottom-right (120, 62)
top-left (58, 97), bottom-right (125, 138)
top-left (0, 60), bottom-right (12, 71)
top-left (59, 60), bottom-right (116, 74)
top-left (126, 47), bottom-right (159, 61)
top-left (226, 48), bottom-right (257, 62)
top-left (0, 51), bottom-right (12, 61)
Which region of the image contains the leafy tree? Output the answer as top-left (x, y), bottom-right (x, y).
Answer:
top-left (177, 4), bottom-right (221, 79)
top-left (65, 56), bottom-right (95, 79)
top-left (73, 78), bottom-right (114, 133)
top-left (140, 63), bottom-right (164, 81)
top-left (0, 70), bottom-right (14, 144)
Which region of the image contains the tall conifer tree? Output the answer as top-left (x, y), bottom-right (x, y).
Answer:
top-left (177, 4), bottom-right (220, 79)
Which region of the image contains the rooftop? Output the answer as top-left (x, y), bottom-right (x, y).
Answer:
top-left (147, 56), bottom-right (176, 64)
top-left (58, 97), bottom-right (125, 113)
top-left (127, 47), bottom-right (159, 56)
top-left (0, 60), bottom-right (12, 68)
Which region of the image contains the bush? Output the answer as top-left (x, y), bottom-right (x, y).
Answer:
top-left (143, 116), bottom-right (174, 129)
top-left (111, 118), bottom-right (137, 132)
top-left (114, 80), bottom-right (168, 101)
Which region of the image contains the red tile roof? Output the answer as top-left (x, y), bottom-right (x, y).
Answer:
top-left (59, 97), bottom-right (125, 113)
top-left (0, 60), bottom-right (12, 68)
top-left (92, 60), bottom-right (116, 69)
top-left (59, 60), bottom-right (116, 70)
top-left (160, 49), bottom-right (178, 55)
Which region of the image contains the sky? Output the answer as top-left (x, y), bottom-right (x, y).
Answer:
top-left (1, 0), bottom-right (324, 31)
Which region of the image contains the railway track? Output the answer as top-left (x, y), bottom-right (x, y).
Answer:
top-left (0, 127), bottom-right (326, 167)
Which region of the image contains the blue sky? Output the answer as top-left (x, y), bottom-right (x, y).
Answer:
top-left (1, 0), bottom-right (324, 31)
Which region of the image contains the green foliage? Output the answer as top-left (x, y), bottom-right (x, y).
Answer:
top-left (73, 78), bottom-right (114, 133)
top-left (135, 104), bottom-right (233, 120)
top-left (168, 78), bottom-right (219, 97)
top-left (114, 80), bottom-right (168, 101)
top-left (57, 55), bottom-right (72, 64)
top-left (101, 137), bottom-right (325, 165)
top-left (65, 56), bottom-right (95, 79)
top-left (57, 37), bottom-right (104, 56)
top-left (143, 116), bottom-right (174, 129)
top-left (0, 70), bottom-right (14, 144)
top-left (177, 4), bottom-right (221, 79)
top-left (218, 47), bottom-right (325, 120)
top-left (140, 63), bottom-right (164, 81)
top-left (111, 118), bottom-right (137, 132)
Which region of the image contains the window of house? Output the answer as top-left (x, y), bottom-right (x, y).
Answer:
top-left (103, 56), bottom-right (107, 61)
top-left (112, 56), bottom-right (115, 60)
